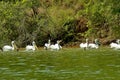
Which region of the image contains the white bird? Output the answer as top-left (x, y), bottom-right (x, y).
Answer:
top-left (50, 40), bottom-right (62, 50)
top-left (44, 39), bottom-right (51, 50)
top-left (88, 44), bottom-right (99, 49)
top-left (26, 41), bottom-right (38, 51)
top-left (80, 39), bottom-right (89, 50)
top-left (110, 42), bottom-right (118, 48)
top-left (111, 43), bottom-right (120, 50)
top-left (88, 39), bottom-right (99, 49)
top-left (110, 39), bottom-right (120, 50)
top-left (116, 39), bottom-right (120, 44)
top-left (115, 44), bottom-right (120, 50)
top-left (3, 41), bottom-right (16, 51)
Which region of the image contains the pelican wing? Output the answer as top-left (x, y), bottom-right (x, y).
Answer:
top-left (26, 45), bottom-right (35, 51)
top-left (3, 45), bottom-right (13, 51)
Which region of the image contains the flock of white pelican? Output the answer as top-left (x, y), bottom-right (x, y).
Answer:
top-left (44, 39), bottom-right (62, 50)
top-left (79, 38), bottom-right (120, 50)
top-left (80, 39), bottom-right (100, 50)
top-left (0, 39), bottom-right (62, 52)
top-left (0, 41), bottom-right (38, 52)
top-left (0, 39), bottom-right (120, 52)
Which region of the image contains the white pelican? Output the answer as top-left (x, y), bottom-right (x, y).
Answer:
top-left (116, 39), bottom-right (120, 44)
top-left (110, 42), bottom-right (118, 48)
top-left (44, 39), bottom-right (51, 50)
top-left (26, 41), bottom-right (38, 51)
top-left (50, 40), bottom-right (62, 50)
top-left (110, 39), bottom-right (120, 50)
top-left (80, 39), bottom-right (89, 50)
top-left (88, 39), bottom-right (100, 49)
top-left (2, 41), bottom-right (17, 51)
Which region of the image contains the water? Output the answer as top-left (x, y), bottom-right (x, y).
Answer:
top-left (0, 48), bottom-right (120, 80)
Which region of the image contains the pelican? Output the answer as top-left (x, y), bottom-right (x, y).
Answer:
top-left (116, 39), bottom-right (120, 44)
top-left (2, 41), bottom-right (18, 51)
top-left (50, 40), bottom-right (62, 50)
top-left (80, 39), bottom-right (89, 50)
top-left (44, 39), bottom-right (51, 50)
top-left (88, 39), bottom-right (100, 49)
top-left (110, 39), bottom-right (120, 50)
top-left (110, 42), bottom-right (118, 48)
top-left (26, 41), bottom-right (38, 51)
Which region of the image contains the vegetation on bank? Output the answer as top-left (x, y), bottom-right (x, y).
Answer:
top-left (0, 0), bottom-right (120, 47)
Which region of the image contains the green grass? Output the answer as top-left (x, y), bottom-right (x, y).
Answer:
top-left (0, 47), bottom-right (120, 80)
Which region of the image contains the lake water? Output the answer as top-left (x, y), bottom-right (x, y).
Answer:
top-left (0, 48), bottom-right (120, 80)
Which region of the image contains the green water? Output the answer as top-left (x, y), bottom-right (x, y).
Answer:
top-left (0, 48), bottom-right (120, 80)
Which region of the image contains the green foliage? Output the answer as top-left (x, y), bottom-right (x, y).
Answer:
top-left (0, 0), bottom-right (119, 47)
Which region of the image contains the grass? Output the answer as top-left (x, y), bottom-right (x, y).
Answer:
top-left (0, 47), bottom-right (120, 80)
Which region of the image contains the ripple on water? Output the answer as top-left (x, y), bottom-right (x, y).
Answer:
top-left (12, 72), bottom-right (26, 77)
top-left (24, 69), bottom-right (33, 73)
top-left (83, 65), bottom-right (90, 68)
top-left (17, 57), bottom-right (23, 59)
top-left (83, 69), bottom-right (103, 75)
top-left (10, 63), bottom-right (27, 66)
top-left (104, 77), bottom-right (115, 80)
top-left (39, 64), bottom-right (47, 70)
top-left (34, 65), bottom-right (55, 74)
top-left (57, 70), bottom-right (81, 79)
top-left (115, 65), bottom-right (120, 68)
top-left (59, 70), bottom-right (74, 74)
top-left (34, 69), bottom-right (56, 74)
top-left (11, 69), bottom-right (33, 77)
top-left (39, 64), bottom-right (46, 67)
top-left (36, 60), bottom-right (41, 62)
top-left (91, 70), bottom-right (102, 74)
top-left (29, 79), bottom-right (37, 80)
top-left (2, 70), bottom-right (13, 75)
top-left (107, 64), bottom-right (115, 67)
top-left (31, 64), bottom-right (36, 67)
top-left (8, 61), bottom-right (12, 63)
top-left (19, 59), bottom-right (27, 62)
top-left (0, 67), bottom-right (9, 70)
top-left (0, 67), bottom-right (11, 74)
top-left (17, 57), bottom-right (27, 62)
top-left (117, 70), bottom-right (120, 73)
